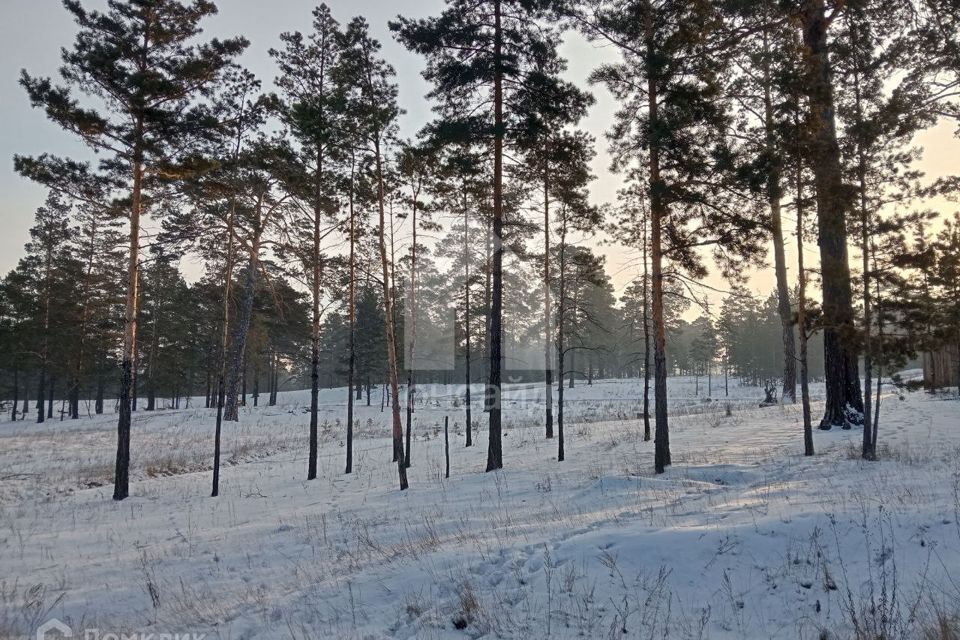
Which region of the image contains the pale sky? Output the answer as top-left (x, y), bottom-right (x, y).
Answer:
top-left (1, 0), bottom-right (957, 311)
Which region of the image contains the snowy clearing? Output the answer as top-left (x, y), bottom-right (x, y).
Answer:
top-left (2, 375), bottom-right (960, 639)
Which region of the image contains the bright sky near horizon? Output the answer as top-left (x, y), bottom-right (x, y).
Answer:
top-left (1, 0), bottom-right (957, 311)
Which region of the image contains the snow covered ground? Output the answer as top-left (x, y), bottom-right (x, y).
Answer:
top-left (2, 375), bottom-right (959, 639)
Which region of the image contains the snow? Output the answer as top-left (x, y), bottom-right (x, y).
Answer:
top-left (2, 374), bottom-right (959, 639)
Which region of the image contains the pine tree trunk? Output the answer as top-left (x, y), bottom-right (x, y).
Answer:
top-left (375, 139), bottom-right (409, 491)
top-left (724, 358), bottom-right (728, 397)
top-left (36, 370), bottom-right (45, 425)
top-left (405, 193), bottom-right (418, 469)
top-left (859, 151), bottom-right (874, 458)
top-left (543, 150), bottom-right (554, 439)
top-left (114, 149), bottom-right (143, 501)
top-left (772, 196), bottom-right (797, 403)
top-left (212, 203), bottom-right (236, 498)
top-left (485, 0), bottom-right (504, 472)
top-left (484, 218), bottom-right (492, 392)
top-left (308, 154), bottom-right (323, 481)
top-left (225, 235), bottom-right (260, 422)
top-left (252, 353), bottom-right (259, 408)
top-left (241, 356), bottom-right (247, 405)
top-left (797, 160), bottom-right (815, 456)
top-left (801, 0), bottom-right (863, 429)
top-left (642, 217), bottom-right (651, 442)
top-left (849, 23), bottom-right (875, 459)
top-left (145, 291), bottom-right (160, 413)
top-left (69, 376), bottom-right (80, 420)
top-left (557, 203), bottom-right (568, 462)
top-left (11, 366), bottom-right (18, 422)
top-left (760, 33), bottom-right (798, 404)
top-left (646, 11), bottom-right (670, 474)
top-left (557, 344), bottom-right (565, 462)
top-left (95, 363), bottom-right (104, 415)
top-left (47, 375), bottom-right (54, 419)
top-left (346, 159), bottom-right (356, 475)
top-left (270, 350), bottom-right (279, 406)
top-left (464, 191), bottom-right (473, 447)
top-left (37, 241), bottom-right (53, 425)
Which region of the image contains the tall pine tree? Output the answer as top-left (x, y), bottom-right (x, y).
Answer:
top-left (17, 0), bottom-right (245, 500)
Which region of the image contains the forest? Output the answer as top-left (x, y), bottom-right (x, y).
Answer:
top-left (4, 0), bottom-right (959, 493)
top-left (0, 0), bottom-right (960, 490)
top-left (2, 0), bottom-right (960, 637)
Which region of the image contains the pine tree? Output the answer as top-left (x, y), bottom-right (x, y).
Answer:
top-left (611, 173), bottom-right (653, 439)
top-left (512, 37), bottom-right (594, 439)
top-left (580, 0), bottom-right (766, 473)
top-left (792, 0), bottom-right (865, 430)
top-left (271, 3), bottom-right (346, 481)
top-left (393, 0), bottom-right (568, 472)
top-left (724, 6), bottom-right (805, 403)
top-left (933, 214), bottom-right (960, 395)
top-left (832, 0), bottom-right (930, 456)
top-left (17, 0), bottom-right (246, 500)
top-left (432, 143), bottom-right (489, 447)
top-left (396, 141), bottom-right (437, 468)
top-left (220, 139), bottom-right (297, 423)
top-left (67, 191), bottom-right (125, 419)
top-left (548, 133), bottom-right (599, 461)
top-left (19, 195), bottom-right (75, 424)
top-left (341, 16), bottom-right (408, 490)
top-left (795, 157), bottom-right (816, 456)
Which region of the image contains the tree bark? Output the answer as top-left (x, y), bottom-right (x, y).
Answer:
top-left (543, 146), bottom-right (554, 439)
top-left (760, 30), bottom-right (798, 404)
top-left (642, 213), bottom-right (651, 442)
top-left (145, 291), bottom-right (160, 412)
top-left (114, 142), bottom-right (143, 500)
top-left (872, 248), bottom-right (883, 451)
top-left (485, 0), bottom-right (504, 472)
top-left (11, 366), bottom-right (18, 422)
top-left (211, 202), bottom-right (236, 497)
top-left (375, 138), bottom-right (409, 491)
top-left (95, 358), bottom-right (104, 415)
top-left (646, 7), bottom-right (670, 474)
top-left (464, 193), bottom-right (473, 448)
top-left (346, 155), bottom-right (356, 475)
top-left (224, 229), bottom-right (261, 422)
top-left (557, 207), bottom-right (567, 462)
top-left (269, 350), bottom-right (278, 406)
top-left (308, 151), bottom-right (323, 481)
top-left (848, 19), bottom-right (875, 459)
top-left (405, 186), bottom-right (418, 468)
top-left (47, 376), bottom-right (54, 419)
top-left (797, 159), bottom-right (815, 456)
top-left (800, 0), bottom-right (863, 429)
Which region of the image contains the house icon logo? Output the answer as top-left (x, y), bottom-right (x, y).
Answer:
top-left (36, 618), bottom-right (72, 640)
